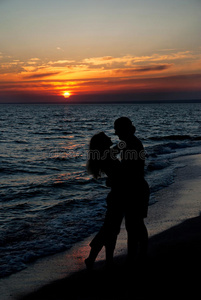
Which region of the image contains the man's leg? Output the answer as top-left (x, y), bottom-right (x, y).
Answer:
top-left (125, 217), bottom-right (148, 262)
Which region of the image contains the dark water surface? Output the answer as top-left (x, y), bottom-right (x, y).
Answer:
top-left (1, 103), bottom-right (201, 277)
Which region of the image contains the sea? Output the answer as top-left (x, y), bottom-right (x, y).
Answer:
top-left (0, 102), bottom-right (201, 278)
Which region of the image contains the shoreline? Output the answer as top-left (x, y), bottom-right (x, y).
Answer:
top-left (1, 154), bottom-right (201, 299)
top-left (146, 154), bottom-right (201, 235)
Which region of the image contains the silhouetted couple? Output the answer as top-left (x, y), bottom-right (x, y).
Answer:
top-left (85, 117), bottom-right (150, 270)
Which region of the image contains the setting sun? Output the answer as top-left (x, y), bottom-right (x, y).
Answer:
top-left (63, 91), bottom-right (71, 98)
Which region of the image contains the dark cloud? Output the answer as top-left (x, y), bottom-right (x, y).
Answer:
top-left (24, 72), bottom-right (60, 79)
top-left (135, 64), bottom-right (172, 72)
top-left (114, 64), bottom-right (172, 75)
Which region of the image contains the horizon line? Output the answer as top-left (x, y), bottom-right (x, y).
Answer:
top-left (1, 99), bottom-right (201, 105)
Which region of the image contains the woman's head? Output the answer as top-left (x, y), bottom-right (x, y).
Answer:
top-left (89, 132), bottom-right (112, 153)
top-left (87, 132), bottom-right (112, 179)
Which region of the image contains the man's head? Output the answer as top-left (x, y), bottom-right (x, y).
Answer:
top-left (114, 117), bottom-right (136, 141)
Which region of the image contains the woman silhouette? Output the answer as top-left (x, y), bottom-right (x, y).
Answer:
top-left (85, 132), bottom-right (123, 269)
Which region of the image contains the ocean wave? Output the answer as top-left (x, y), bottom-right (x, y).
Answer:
top-left (149, 134), bottom-right (201, 141)
top-left (147, 160), bottom-right (170, 171)
top-left (44, 199), bottom-right (77, 215)
top-left (14, 140), bottom-right (28, 144)
top-left (0, 172), bottom-right (93, 203)
top-left (147, 138), bottom-right (201, 158)
top-left (0, 167), bottom-right (47, 175)
top-left (1, 202), bottom-right (31, 213)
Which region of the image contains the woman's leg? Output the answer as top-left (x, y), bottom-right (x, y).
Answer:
top-left (85, 227), bottom-right (106, 270)
top-left (104, 204), bottom-right (123, 266)
top-left (85, 203), bottom-right (123, 269)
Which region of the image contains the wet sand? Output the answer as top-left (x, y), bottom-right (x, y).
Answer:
top-left (1, 154), bottom-right (201, 300)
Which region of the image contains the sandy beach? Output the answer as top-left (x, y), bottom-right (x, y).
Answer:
top-left (1, 154), bottom-right (201, 300)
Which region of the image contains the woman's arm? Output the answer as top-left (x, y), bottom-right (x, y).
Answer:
top-left (102, 157), bottom-right (123, 188)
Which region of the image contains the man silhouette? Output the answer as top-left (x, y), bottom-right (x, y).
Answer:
top-left (114, 117), bottom-right (149, 264)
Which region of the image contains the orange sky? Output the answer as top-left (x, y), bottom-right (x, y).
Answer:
top-left (0, 0), bottom-right (201, 102)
